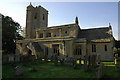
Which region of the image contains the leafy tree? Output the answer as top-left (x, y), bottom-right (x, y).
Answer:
top-left (114, 48), bottom-right (120, 57)
top-left (2, 15), bottom-right (23, 54)
top-left (114, 40), bottom-right (120, 57)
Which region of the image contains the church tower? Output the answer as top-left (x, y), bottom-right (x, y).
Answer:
top-left (26, 3), bottom-right (48, 38)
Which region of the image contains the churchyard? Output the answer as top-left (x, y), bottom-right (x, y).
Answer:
top-left (2, 55), bottom-right (120, 79)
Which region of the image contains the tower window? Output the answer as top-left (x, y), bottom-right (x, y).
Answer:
top-left (43, 14), bottom-right (45, 20)
top-left (92, 44), bottom-right (96, 52)
top-left (105, 45), bottom-right (107, 51)
top-left (34, 13), bottom-right (37, 19)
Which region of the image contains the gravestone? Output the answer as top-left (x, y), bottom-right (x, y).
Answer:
top-left (89, 55), bottom-right (97, 69)
top-left (15, 66), bottom-right (24, 76)
top-left (15, 55), bottom-right (20, 62)
top-left (8, 55), bottom-right (15, 63)
top-left (92, 55), bottom-right (97, 68)
top-left (61, 57), bottom-right (77, 68)
top-left (114, 54), bottom-right (120, 70)
top-left (73, 59), bottom-right (77, 69)
top-left (84, 59), bottom-right (88, 72)
top-left (96, 63), bottom-right (104, 80)
top-left (60, 58), bottom-right (64, 65)
top-left (50, 55), bottom-right (54, 62)
top-left (54, 54), bottom-right (58, 65)
top-left (84, 55), bottom-right (89, 72)
top-left (44, 56), bottom-right (48, 62)
top-left (37, 56), bottom-right (42, 63)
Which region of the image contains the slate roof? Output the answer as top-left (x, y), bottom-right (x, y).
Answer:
top-left (78, 27), bottom-right (113, 42)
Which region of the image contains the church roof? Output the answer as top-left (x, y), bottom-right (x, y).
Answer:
top-left (36, 23), bottom-right (78, 31)
top-left (78, 27), bottom-right (113, 42)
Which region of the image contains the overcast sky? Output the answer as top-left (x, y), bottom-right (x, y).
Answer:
top-left (0, 0), bottom-right (119, 40)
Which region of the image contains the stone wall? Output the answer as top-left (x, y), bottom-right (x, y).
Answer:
top-left (87, 42), bottom-right (114, 61)
top-left (16, 38), bottom-right (114, 61)
top-left (36, 24), bottom-right (79, 39)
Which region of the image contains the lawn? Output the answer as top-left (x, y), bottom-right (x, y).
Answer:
top-left (103, 66), bottom-right (120, 78)
top-left (2, 61), bottom-right (120, 79)
top-left (2, 62), bottom-right (95, 78)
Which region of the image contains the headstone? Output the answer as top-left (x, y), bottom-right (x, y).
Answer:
top-left (73, 59), bottom-right (77, 69)
top-left (89, 55), bottom-right (97, 69)
top-left (37, 56), bottom-right (42, 63)
top-left (54, 54), bottom-right (58, 65)
top-left (50, 55), bottom-right (54, 62)
top-left (60, 58), bottom-right (64, 65)
top-left (15, 66), bottom-right (24, 76)
top-left (96, 63), bottom-right (104, 79)
top-left (92, 55), bottom-right (97, 68)
top-left (115, 54), bottom-right (120, 70)
top-left (2, 55), bottom-right (9, 64)
top-left (84, 59), bottom-right (88, 72)
top-left (15, 55), bottom-right (20, 62)
top-left (84, 55), bottom-right (89, 72)
top-left (8, 55), bottom-right (14, 63)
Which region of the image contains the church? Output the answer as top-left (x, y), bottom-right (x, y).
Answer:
top-left (16, 3), bottom-right (115, 61)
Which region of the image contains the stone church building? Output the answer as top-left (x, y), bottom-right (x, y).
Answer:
top-left (16, 3), bottom-right (115, 61)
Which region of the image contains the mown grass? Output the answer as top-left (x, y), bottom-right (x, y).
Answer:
top-left (2, 62), bottom-right (95, 78)
top-left (103, 66), bottom-right (120, 78)
top-left (2, 60), bottom-right (120, 79)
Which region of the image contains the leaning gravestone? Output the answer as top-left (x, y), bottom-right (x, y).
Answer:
top-left (15, 66), bottom-right (24, 76)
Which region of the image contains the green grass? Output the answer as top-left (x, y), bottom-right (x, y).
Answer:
top-left (3, 62), bottom-right (95, 78)
top-left (2, 61), bottom-right (120, 79)
top-left (103, 66), bottom-right (120, 78)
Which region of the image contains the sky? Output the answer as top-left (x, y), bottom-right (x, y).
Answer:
top-left (0, 0), bottom-right (119, 40)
